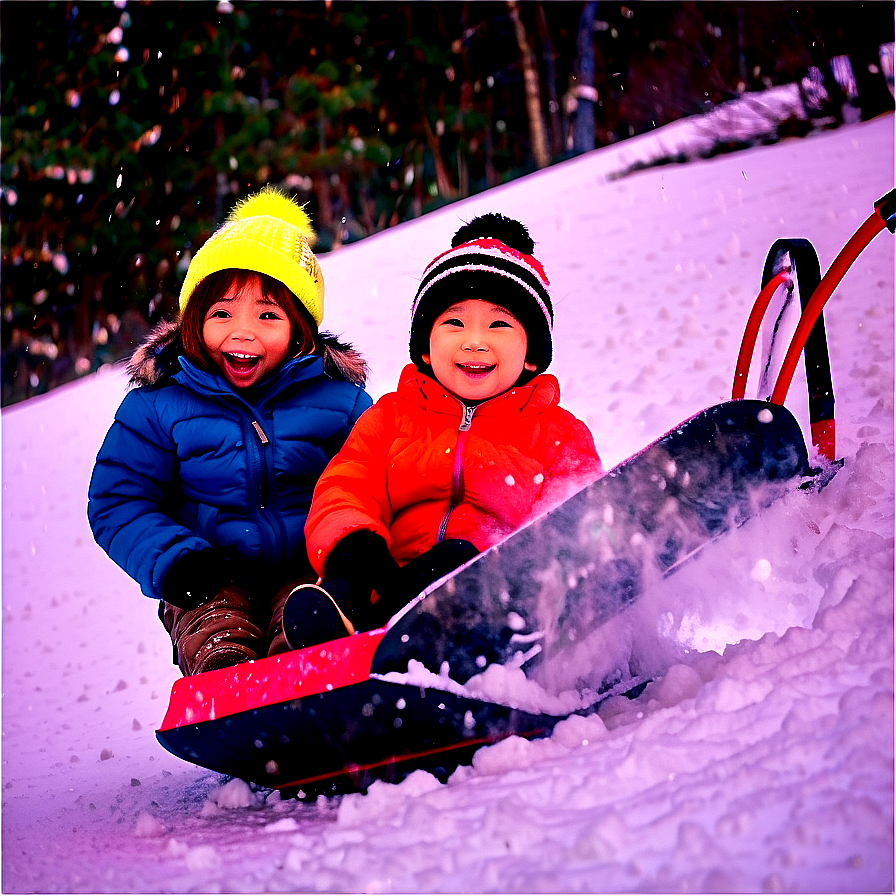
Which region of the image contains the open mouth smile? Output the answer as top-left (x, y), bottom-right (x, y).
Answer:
top-left (456, 362), bottom-right (496, 379)
top-left (223, 352), bottom-right (262, 375)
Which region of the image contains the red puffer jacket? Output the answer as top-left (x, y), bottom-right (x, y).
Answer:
top-left (305, 364), bottom-right (602, 575)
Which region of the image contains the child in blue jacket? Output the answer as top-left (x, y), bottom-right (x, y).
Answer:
top-left (88, 187), bottom-right (372, 675)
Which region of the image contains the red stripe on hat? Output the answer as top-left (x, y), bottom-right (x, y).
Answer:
top-left (423, 237), bottom-right (550, 286)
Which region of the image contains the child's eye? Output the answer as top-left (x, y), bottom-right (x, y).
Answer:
top-left (208, 309), bottom-right (231, 320)
top-left (259, 311), bottom-right (283, 320)
top-left (441, 318), bottom-right (464, 327)
top-left (489, 319), bottom-right (512, 328)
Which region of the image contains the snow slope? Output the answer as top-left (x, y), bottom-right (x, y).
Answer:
top-left (2, 113), bottom-right (893, 893)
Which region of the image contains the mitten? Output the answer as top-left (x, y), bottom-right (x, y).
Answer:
top-left (321, 530), bottom-right (402, 629)
top-left (283, 537), bottom-right (480, 651)
top-left (284, 532), bottom-right (400, 649)
top-left (350, 538), bottom-right (480, 629)
top-left (394, 539), bottom-right (479, 609)
top-left (161, 549), bottom-right (235, 611)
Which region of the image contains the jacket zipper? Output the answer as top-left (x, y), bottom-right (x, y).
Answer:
top-left (251, 419), bottom-right (270, 508)
top-left (436, 403), bottom-right (476, 542)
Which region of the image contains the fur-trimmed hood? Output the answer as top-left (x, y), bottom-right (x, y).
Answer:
top-left (127, 319), bottom-right (368, 388)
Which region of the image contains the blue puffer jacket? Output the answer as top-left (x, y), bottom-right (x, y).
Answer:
top-left (87, 321), bottom-right (372, 600)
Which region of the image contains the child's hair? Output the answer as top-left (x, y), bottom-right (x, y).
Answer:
top-left (409, 213), bottom-right (554, 384)
top-left (180, 269), bottom-right (318, 372)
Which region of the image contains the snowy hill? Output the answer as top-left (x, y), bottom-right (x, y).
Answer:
top-left (2, 114), bottom-right (893, 893)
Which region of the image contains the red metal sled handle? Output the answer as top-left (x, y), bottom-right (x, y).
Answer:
top-left (731, 269), bottom-right (792, 401)
top-left (770, 206), bottom-right (890, 417)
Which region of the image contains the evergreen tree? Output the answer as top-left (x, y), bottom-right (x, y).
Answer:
top-left (2, 1), bottom-right (892, 404)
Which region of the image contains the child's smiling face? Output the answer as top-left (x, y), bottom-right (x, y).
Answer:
top-left (202, 275), bottom-right (293, 389)
top-left (422, 299), bottom-right (537, 402)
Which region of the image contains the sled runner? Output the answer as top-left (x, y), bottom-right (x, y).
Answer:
top-left (157, 189), bottom-right (894, 797)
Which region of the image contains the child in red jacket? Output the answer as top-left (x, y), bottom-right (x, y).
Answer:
top-left (284, 213), bottom-right (602, 649)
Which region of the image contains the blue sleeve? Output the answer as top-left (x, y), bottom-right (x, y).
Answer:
top-left (87, 388), bottom-right (213, 600)
top-left (348, 386), bottom-right (374, 428)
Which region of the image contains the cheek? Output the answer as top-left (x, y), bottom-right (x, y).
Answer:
top-left (276, 329), bottom-right (296, 357)
top-left (508, 334), bottom-right (529, 363)
top-left (428, 334), bottom-right (454, 364)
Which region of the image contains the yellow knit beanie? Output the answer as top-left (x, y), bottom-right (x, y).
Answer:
top-left (178, 186), bottom-right (324, 325)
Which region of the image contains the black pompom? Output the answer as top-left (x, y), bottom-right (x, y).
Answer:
top-left (451, 213), bottom-right (535, 254)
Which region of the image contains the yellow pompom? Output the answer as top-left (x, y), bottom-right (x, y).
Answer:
top-left (228, 186), bottom-right (315, 242)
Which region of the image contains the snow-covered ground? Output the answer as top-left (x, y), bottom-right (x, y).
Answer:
top-left (2, 111), bottom-right (893, 893)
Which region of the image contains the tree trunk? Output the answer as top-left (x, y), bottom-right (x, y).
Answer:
top-left (313, 171), bottom-right (333, 239)
top-left (507, 0), bottom-right (550, 169)
top-left (572, 0), bottom-right (598, 154)
top-left (535, 1), bottom-right (564, 158)
top-left (817, 4), bottom-right (894, 122)
top-left (485, 91), bottom-right (499, 188)
top-left (850, 44), bottom-right (895, 120)
top-left (419, 81), bottom-right (458, 199)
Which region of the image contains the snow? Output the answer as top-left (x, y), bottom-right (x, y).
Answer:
top-left (2, 109), bottom-right (893, 893)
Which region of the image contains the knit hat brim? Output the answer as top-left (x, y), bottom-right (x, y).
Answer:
top-left (409, 237), bottom-right (554, 378)
top-left (179, 229), bottom-right (324, 325)
top-left (178, 188), bottom-right (325, 325)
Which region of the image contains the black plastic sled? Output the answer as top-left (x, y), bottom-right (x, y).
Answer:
top-left (372, 399), bottom-right (811, 694)
top-left (156, 190), bottom-right (893, 797)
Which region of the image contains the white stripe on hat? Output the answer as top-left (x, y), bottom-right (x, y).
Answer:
top-left (412, 261), bottom-right (553, 333)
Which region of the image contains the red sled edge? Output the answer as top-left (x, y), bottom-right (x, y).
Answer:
top-left (157, 628), bottom-right (387, 731)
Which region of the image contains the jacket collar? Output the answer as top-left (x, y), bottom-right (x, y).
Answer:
top-left (175, 353), bottom-right (324, 405)
top-left (126, 318), bottom-right (368, 390)
top-left (396, 363), bottom-right (560, 418)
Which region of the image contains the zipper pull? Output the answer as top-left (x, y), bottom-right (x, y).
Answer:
top-left (459, 405), bottom-right (475, 432)
top-left (251, 420), bottom-right (270, 445)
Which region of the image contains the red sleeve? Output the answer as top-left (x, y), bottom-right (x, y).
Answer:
top-left (304, 401), bottom-right (396, 577)
top-left (535, 412), bottom-right (603, 517)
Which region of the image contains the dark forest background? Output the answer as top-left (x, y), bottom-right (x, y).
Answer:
top-left (2, 1), bottom-right (893, 405)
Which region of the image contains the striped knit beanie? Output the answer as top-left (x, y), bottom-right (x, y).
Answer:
top-left (409, 213), bottom-right (553, 381)
top-left (178, 186), bottom-right (324, 325)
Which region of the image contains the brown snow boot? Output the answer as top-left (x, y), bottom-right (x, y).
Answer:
top-left (161, 584), bottom-right (264, 676)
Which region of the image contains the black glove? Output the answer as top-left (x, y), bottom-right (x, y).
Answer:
top-left (350, 538), bottom-right (480, 629)
top-left (162, 549), bottom-right (235, 611)
top-left (320, 531), bottom-right (401, 629)
top-left (320, 534), bottom-right (478, 632)
top-left (396, 539), bottom-right (479, 606)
